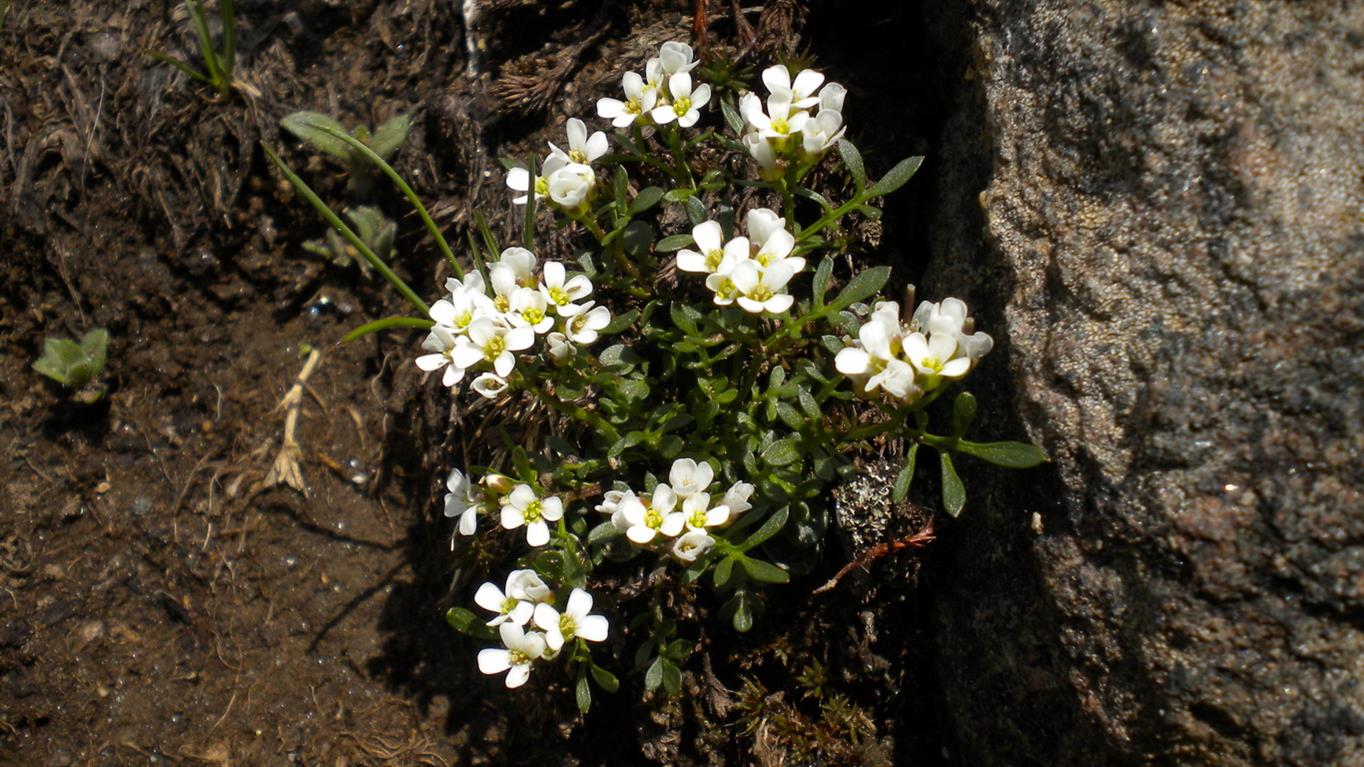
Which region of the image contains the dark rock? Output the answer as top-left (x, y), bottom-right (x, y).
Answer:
top-left (927, 1), bottom-right (1364, 765)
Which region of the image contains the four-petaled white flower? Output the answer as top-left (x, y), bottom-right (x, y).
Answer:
top-left (730, 259), bottom-right (797, 314)
top-left (539, 261), bottom-right (594, 317)
top-left (546, 162), bottom-right (596, 209)
top-left (532, 588), bottom-right (610, 651)
top-left (836, 298), bottom-right (992, 404)
top-left (452, 318), bottom-right (535, 378)
top-left (597, 71), bottom-right (658, 128)
top-left (564, 301), bottom-right (611, 344)
top-left (549, 118), bottom-right (609, 167)
top-left (477, 622), bottom-right (547, 688)
top-left (657, 41), bottom-right (698, 76)
top-left (677, 221), bottom-right (746, 275)
top-left (835, 310), bottom-right (918, 399)
top-left (500, 484), bottom-right (564, 547)
top-left (761, 64), bottom-right (826, 109)
top-left (471, 372), bottom-right (510, 399)
top-left (473, 569), bottom-right (548, 627)
top-left (672, 530), bottom-right (715, 563)
top-left (668, 458), bottom-right (714, 499)
top-left (415, 325), bottom-right (469, 388)
top-left (444, 467), bottom-right (479, 536)
top-left (681, 492), bottom-right (730, 531)
top-left (506, 154), bottom-right (567, 206)
top-left (722, 482), bottom-right (754, 518)
top-left (651, 72), bottom-right (711, 128)
top-left (620, 485), bottom-right (684, 544)
top-left (508, 287), bottom-right (554, 334)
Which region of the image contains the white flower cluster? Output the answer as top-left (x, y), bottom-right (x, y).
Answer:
top-left (739, 65), bottom-right (847, 177)
top-left (835, 298), bottom-right (993, 404)
top-left (597, 41), bottom-right (710, 129)
top-left (416, 247), bottom-right (609, 396)
top-left (474, 570), bottom-right (609, 688)
top-left (507, 118), bottom-right (609, 210)
top-left (676, 208), bottom-right (805, 314)
top-left (444, 468), bottom-right (573, 547)
top-left (595, 458), bottom-right (754, 563)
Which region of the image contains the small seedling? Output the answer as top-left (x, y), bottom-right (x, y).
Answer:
top-left (281, 111), bottom-right (412, 194)
top-left (302, 206), bottom-right (396, 276)
top-left (150, 0), bottom-right (238, 99)
top-left (33, 329), bottom-right (109, 403)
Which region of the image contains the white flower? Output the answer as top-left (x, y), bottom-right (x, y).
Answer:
top-left (668, 458), bottom-right (714, 498)
top-left (677, 221), bottom-right (747, 275)
top-left (671, 530), bottom-right (715, 563)
top-left (549, 118), bottom-right (609, 166)
top-left (474, 581), bottom-right (531, 627)
top-left (532, 588), bottom-right (609, 651)
top-left (430, 284), bottom-right (493, 335)
top-left (742, 133), bottom-right (780, 177)
top-left (506, 568), bottom-right (553, 602)
top-left (681, 492), bottom-right (730, 531)
top-left (545, 332), bottom-right (574, 363)
top-left (539, 261), bottom-right (594, 317)
top-left (740, 91), bottom-right (809, 141)
top-left (500, 484), bottom-right (564, 547)
top-left (471, 372), bottom-right (510, 399)
top-left (506, 154), bottom-right (568, 206)
top-left (477, 622), bottom-right (547, 688)
top-left (800, 108), bottom-right (846, 156)
top-left (596, 489), bottom-right (635, 531)
top-left (620, 485), bottom-right (684, 544)
top-left (903, 331), bottom-right (973, 382)
top-left (546, 162), bottom-right (596, 209)
top-left (564, 301), bottom-right (611, 344)
top-left (912, 298), bottom-right (969, 336)
top-left (745, 209), bottom-right (785, 247)
top-left (730, 259), bottom-right (796, 314)
top-left (444, 467), bottom-right (479, 536)
top-left (651, 72), bottom-right (710, 128)
top-left (657, 41), bottom-right (698, 76)
top-left (415, 325), bottom-right (469, 387)
top-left (819, 82), bottom-right (847, 113)
top-left (490, 247), bottom-right (538, 314)
top-left (835, 312), bottom-right (919, 399)
top-left (452, 318), bottom-right (535, 378)
top-left (508, 287), bottom-right (554, 334)
top-left (750, 223), bottom-right (802, 274)
top-left (722, 481), bottom-right (754, 517)
top-left (705, 269), bottom-right (742, 307)
top-left (597, 72), bottom-right (658, 128)
top-left (761, 64), bottom-right (826, 109)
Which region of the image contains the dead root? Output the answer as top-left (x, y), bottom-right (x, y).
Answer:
top-left (264, 347), bottom-right (322, 495)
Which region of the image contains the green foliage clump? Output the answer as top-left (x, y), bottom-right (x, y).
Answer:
top-left (33, 329), bottom-right (109, 402)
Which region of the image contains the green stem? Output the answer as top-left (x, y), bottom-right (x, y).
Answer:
top-left (797, 195), bottom-right (866, 242)
top-left (342, 316), bottom-right (434, 343)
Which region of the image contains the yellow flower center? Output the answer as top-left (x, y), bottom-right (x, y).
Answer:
top-left (522, 307), bottom-right (545, 326)
top-left (921, 356), bottom-right (943, 373)
top-left (501, 597), bottom-right (518, 615)
top-left (672, 96), bottom-right (692, 116)
top-left (483, 335), bottom-right (506, 362)
top-left (534, 176), bottom-right (549, 196)
top-left (644, 509), bottom-right (663, 530)
top-left (626, 99), bottom-right (642, 115)
top-left (508, 649), bottom-right (530, 665)
top-left (749, 285), bottom-right (775, 302)
top-left (523, 499), bottom-right (543, 523)
top-left (569, 149), bottom-right (588, 164)
top-left (704, 249), bottom-right (724, 270)
top-left (548, 287), bottom-right (570, 306)
top-left (771, 117), bottom-right (790, 135)
top-left (559, 614), bottom-right (577, 638)
top-left (494, 295), bottom-right (511, 313)
top-left (688, 509), bottom-right (708, 529)
top-left (714, 279), bottom-right (737, 299)
top-left (455, 310), bottom-right (474, 328)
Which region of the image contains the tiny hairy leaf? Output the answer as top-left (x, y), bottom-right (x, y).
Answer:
top-left (940, 450), bottom-right (966, 517)
top-left (955, 440), bottom-right (1050, 468)
top-left (866, 155), bottom-right (925, 198)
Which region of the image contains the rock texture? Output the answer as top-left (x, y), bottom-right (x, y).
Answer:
top-left (928, 1), bottom-right (1364, 764)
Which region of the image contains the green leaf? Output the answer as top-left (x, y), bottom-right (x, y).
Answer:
top-left (760, 438), bottom-right (801, 468)
top-left (663, 188), bottom-right (695, 202)
top-left (587, 522), bottom-right (623, 545)
top-left (656, 233), bottom-right (695, 253)
top-left (952, 391), bottom-right (977, 438)
top-left (629, 186), bottom-right (666, 214)
top-left (281, 111), bottom-right (352, 160)
top-left (713, 556), bottom-right (735, 589)
top-left (866, 155), bottom-right (924, 198)
top-left (892, 443), bottom-right (919, 502)
top-left (812, 255), bottom-right (834, 308)
top-left (369, 114), bottom-right (412, 160)
top-left (342, 316), bottom-right (434, 343)
top-left (34, 330), bottom-right (108, 389)
top-left (940, 450), bottom-right (966, 517)
top-left (445, 608), bottom-right (496, 640)
top-left (775, 402), bottom-right (804, 430)
top-left (660, 658), bottom-right (682, 695)
top-left (739, 556), bottom-right (790, 584)
top-left (793, 186), bottom-right (834, 211)
top-left (740, 507), bottom-right (789, 551)
top-left (797, 387), bottom-right (820, 419)
top-left (670, 303), bottom-right (701, 335)
top-left (684, 196), bottom-right (707, 226)
top-left (837, 139), bottom-right (866, 191)
top-left (599, 309), bottom-right (638, 335)
top-left (575, 669), bottom-right (592, 712)
top-left (828, 266), bottom-right (891, 311)
top-left (955, 440), bottom-right (1049, 468)
top-left (645, 656), bottom-right (664, 692)
top-left (590, 664), bottom-right (620, 693)
top-left (720, 98), bottom-right (744, 135)
top-left (730, 593), bottom-right (754, 633)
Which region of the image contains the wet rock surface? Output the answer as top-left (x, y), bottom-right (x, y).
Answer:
top-left (927, 1), bottom-right (1364, 764)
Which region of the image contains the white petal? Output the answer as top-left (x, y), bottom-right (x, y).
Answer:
top-left (541, 497), bottom-right (564, 521)
top-left (504, 664), bottom-right (531, 688)
top-left (576, 614), bottom-right (609, 642)
top-left (692, 221), bottom-right (723, 254)
top-left (566, 118), bottom-right (587, 151)
top-left (677, 250), bottom-right (708, 273)
top-left (762, 65), bottom-right (791, 94)
top-left (478, 648), bottom-right (512, 675)
top-left (597, 98), bottom-right (626, 120)
top-left (567, 589), bottom-right (593, 617)
top-left (792, 69), bottom-right (825, 98)
top-left (585, 131), bottom-right (609, 162)
top-left (764, 294), bottom-right (794, 313)
top-left (526, 521), bottom-right (550, 547)
top-left (504, 326), bottom-right (535, 351)
top-left (650, 105), bottom-right (677, 124)
top-left (506, 168), bottom-right (529, 192)
top-left (508, 484), bottom-right (536, 509)
top-left (474, 582), bottom-right (506, 613)
top-left (458, 507), bottom-right (478, 536)
top-left (941, 357), bottom-right (972, 378)
top-left (501, 505), bottom-right (525, 529)
top-left (533, 602), bottom-right (559, 632)
top-left (415, 353), bottom-right (447, 372)
top-left (659, 513), bottom-right (685, 537)
top-left (626, 525), bottom-right (656, 544)
top-left (835, 348), bottom-right (872, 375)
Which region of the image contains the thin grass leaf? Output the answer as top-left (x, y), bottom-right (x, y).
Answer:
top-left (342, 316), bottom-right (434, 343)
top-left (185, 0), bottom-right (223, 86)
top-left (148, 51), bottom-right (213, 84)
top-left (263, 143), bottom-right (428, 315)
top-left (314, 123), bottom-right (460, 276)
top-left (219, 0), bottom-right (236, 79)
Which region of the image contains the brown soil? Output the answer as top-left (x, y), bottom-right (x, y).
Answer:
top-left (1, 1), bottom-right (966, 764)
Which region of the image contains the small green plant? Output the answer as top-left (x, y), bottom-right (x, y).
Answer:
top-left (302, 206), bottom-right (396, 276)
top-left (33, 329), bottom-right (109, 403)
top-left (150, 0), bottom-right (237, 99)
top-left (267, 39), bottom-right (1047, 712)
top-left (281, 111), bottom-right (412, 194)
